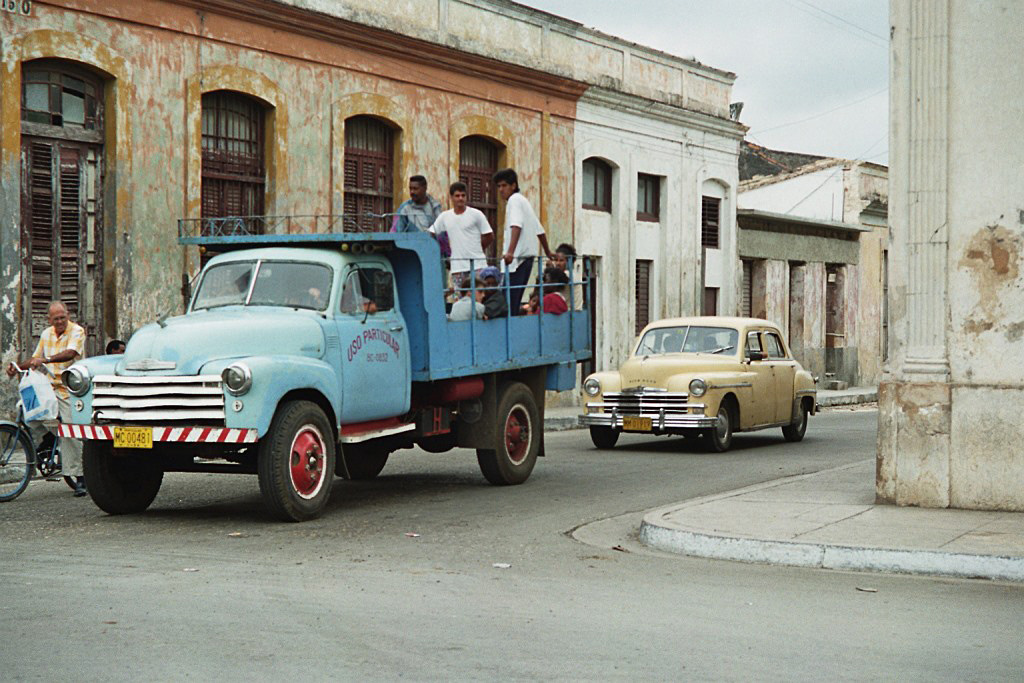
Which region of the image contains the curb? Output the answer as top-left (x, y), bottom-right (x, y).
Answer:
top-left (638, 521), bottom-right (1024, 583)
top-left (818, 391), bottom-right (877, 407)
top-left (544, 415), bottom-right (580, 432)
top-left (638, 464), bottom-right (1024, 583)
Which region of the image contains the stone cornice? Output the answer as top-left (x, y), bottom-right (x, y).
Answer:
top-left (579, 87), bottom-right (746, 141)
top-left (170, 0), bottom-right (589, 101)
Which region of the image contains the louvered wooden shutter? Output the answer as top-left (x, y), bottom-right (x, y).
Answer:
top-left (741, 260), bottom-right (752, 317)
top-left (26, 141), bottom-right (55, 328)
top-left (701, 196), bottom-right (720, 249)
top-left (635, 259), bottom-right (651, 335)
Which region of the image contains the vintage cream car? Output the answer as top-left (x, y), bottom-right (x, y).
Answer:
top-left (578, 317), bottom-right (817, 452)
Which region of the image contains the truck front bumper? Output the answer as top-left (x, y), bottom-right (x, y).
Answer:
top-left (577, 412), bottom-right (717, 430)
top-left (58, 424), bottom-right (258, 444)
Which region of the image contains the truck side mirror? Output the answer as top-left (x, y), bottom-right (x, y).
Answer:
top-left (746, 350), bottom-right (765, 362)
top-left (374, 271), bottom-right (394, 311)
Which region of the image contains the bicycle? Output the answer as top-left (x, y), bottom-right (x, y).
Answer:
top-left (0, 366), bottom-right (76, 502)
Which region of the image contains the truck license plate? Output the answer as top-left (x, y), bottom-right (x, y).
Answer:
top-left (622, 416), bottom-right (652, 431)
top-left (113, 426), bottom-right (153, 449)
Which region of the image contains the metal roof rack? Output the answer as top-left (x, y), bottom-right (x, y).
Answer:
top-left (177, 214), bottom-right (406, 248)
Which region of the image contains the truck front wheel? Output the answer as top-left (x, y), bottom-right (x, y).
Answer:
top-left (477, 382), bottom-right (539, 486)
top-left (83, 441), bottom-right (163, 514)
top-left (258, 401), bottom-right (336, 522)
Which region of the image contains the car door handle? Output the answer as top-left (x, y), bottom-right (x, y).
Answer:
top-left (389, 325), bottom-right (404, 332)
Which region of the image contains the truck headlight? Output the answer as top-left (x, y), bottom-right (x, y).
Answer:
top-left (63, 366), bottom-right (92, 397)
top-left (583, 377), bottom-right (601, 396)
top-left (688, 378), bottom-right (707, 397)
top-left (222, 363), bottom-right (252, 396)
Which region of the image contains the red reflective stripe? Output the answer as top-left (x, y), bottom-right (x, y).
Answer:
top-left (177, 429), bottom-right (190, 442)
top-left (197, 427), bottom-right (211, 442)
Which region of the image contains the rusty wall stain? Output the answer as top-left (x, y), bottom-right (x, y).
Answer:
top-left (957, 224), bottom-right (1022, 337)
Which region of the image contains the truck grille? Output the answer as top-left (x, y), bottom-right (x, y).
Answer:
top-left (91, 375), bottom-right (225, 425)
top-left (598, 388), bottom-right (690, 416)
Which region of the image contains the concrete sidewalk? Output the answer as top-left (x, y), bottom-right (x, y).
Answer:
top-left (639, 459), bottom-right (1024, 582)
top-left (544, 385), bottom-right (878, 432)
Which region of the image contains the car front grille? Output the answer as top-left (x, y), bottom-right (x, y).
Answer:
top-left (597, 388), bottom-right (691, 416)
top-left (91, 375), bottom-right (225, 425)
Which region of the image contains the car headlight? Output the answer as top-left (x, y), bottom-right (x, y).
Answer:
top-left (688, 378), bottom-right (707, 397)
top-left (63, 366), bottom-right (92, 397)
top-left (222, 363), bottom-right (252, 396)
top-left (583, 377), bottom-right (601, 396)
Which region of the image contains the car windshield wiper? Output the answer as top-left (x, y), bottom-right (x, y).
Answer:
top-left (707, 345), bottom-right (735, 354)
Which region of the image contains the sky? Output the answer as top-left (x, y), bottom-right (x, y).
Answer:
top-left (518, 0), bottom-right (890, 165)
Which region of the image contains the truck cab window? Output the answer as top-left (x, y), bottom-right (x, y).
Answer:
top-left (340, 266), bottom-right (393, 315)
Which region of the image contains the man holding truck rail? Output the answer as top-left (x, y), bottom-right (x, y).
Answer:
top-left (494, 168), bottom-right (554, 314)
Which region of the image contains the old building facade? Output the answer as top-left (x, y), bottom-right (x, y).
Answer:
top-left (1, 0), bottom-right (742, 398)
top-left (880, 0), bottom-right (1024, 511)
top-left (737, 145), bottom-right (888, 387)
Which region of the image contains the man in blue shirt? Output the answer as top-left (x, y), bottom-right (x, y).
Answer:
top-left (392, 175), bottom-right (443, 233)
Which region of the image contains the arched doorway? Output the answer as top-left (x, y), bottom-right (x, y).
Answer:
top-left (20, 60), bottom-right (105, 355)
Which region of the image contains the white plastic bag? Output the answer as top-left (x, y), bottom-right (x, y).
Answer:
top-left (20, 369), bottom-right (58, 422)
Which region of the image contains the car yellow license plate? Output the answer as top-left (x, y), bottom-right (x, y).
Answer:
top-left (622, 416), bottom-right (652, 431)
top-left (113, 426), bottom-right (153, 449)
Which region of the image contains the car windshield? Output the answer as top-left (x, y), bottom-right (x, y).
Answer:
top-left (193, 261), bottom-right (332, 311)
top-left (635, 326), bottom-right (739, 356)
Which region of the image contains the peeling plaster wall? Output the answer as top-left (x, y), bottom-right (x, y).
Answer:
top-left (880, 0), bottom-right (1024, 511)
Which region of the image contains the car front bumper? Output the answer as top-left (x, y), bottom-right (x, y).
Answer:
top-left (577, 411), bottom-right (717, 430)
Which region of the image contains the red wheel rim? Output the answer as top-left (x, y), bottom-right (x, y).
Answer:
top-left (289, 426), bottom-right (327, 499)
top-left (504, 405), bottom-right (531, 464)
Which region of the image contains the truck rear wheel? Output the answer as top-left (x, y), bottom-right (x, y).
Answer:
top-left (339, 444), bottom-right (389, 480)
top-left (83, 441), bottom-right (163, 514)
top-left (477, 382), bottom-right (539, 486)
top-left (258, 401), bottom-right (335, 522)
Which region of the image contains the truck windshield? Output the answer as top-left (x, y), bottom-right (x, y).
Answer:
top-left (193, 261), bottom-right (333, 311)
top-left (635, 326), bottom-right (738, 356)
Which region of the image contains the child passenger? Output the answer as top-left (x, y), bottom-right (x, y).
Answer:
top-left (447, 277), bottom-right (487, 321)
top-left (535, 267), bottom-right (569, 315)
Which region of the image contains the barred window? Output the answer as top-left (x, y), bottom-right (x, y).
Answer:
top-left (201, 91), bottom-right (266, 225)
top-left (459, 136), bottom-right (499, 231)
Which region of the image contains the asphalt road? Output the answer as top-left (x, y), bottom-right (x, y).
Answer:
top-left (2, 408), bottom-right (1021, 680)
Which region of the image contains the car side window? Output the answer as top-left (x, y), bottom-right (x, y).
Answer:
top-left (746, 331), bottom-right (762, 358)
top-left (763, 332), bottom-right (786, 359)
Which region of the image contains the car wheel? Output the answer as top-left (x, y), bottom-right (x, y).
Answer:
top-left (477, 382), bottom-right (539, 485)
top-left (257, 400), bottom-right (335, 522)
top-left (782, 401), bottom-right (809, 442)
top-left (589, 426), bottom-right (619, 449)
top-left (705, 402), bottom-right (734, 452)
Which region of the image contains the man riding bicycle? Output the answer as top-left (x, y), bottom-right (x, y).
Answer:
top-left (6, 301), bottom-right (87, 497)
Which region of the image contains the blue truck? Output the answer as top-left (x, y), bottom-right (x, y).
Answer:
top-left (59, 220), bottom-right (591, 521)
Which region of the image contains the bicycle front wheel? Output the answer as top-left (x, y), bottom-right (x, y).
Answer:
top-left (0, 423), bottom-right (34, 502)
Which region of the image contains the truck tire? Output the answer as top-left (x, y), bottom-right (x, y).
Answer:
top-left (83, 441), bottom-right (163, 514)
top-left (258, 401), bottom-right (335, 522)
top-left (339, 444), bottom-right (389, 480)
top-left (476, 382), bottom-right (539, 486)
top-left (589, 426), bottom-right (619, 450)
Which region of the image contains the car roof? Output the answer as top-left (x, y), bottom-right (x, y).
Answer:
top-left (643, 316), bottom-right (780, 331)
